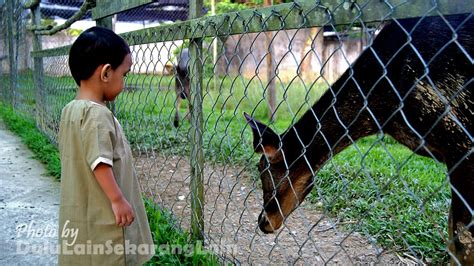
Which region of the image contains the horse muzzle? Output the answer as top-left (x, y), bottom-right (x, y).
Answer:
top-left (259, 210), bottom-right (282, 234)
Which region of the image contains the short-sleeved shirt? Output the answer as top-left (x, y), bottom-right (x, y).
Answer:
top-left (58, 100), bottom-right (154, 265)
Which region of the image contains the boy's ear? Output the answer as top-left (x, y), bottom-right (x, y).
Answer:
top-left (100, 64), bottom-right (112, 82)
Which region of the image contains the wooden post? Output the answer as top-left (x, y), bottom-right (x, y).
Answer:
top-left (211, 0), bottom-right (217, 90)
top-left (96, 16), bottom-right (114, 31)
top-left (6, 0), bottom-right (16, 106)
top-left (264, 0), bottom-right (276, 121)
top-left (189, 0), bottom-right (205, 242)
top-left (0, 3), bottom-right (5, 100)
top-left (31, 2), bottom-right (45, 129)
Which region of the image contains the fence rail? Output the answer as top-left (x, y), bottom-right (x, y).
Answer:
top-left (1, 0), bottom-right (473, 264)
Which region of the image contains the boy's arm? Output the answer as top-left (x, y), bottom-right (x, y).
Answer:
top-left (93, 163), bottom-right (135, 227)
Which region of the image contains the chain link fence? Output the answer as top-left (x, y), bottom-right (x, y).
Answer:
top-left (0, 0), bottom-right (35, 115)
top-left (1, 0), bottom-right (473, 264)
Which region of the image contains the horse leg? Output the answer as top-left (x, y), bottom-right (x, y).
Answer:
top-left (448, 159), bottom-right (474, 264)
top-left (174, 96), bottom-right (181, 128)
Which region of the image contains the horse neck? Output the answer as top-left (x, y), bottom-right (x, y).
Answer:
top-left (281, 75), bottom-right (378, 170)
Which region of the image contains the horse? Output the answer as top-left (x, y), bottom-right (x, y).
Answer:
top-left (245, 14), bottom-right (473, 264)
top-left (174, 48), bottom-right (190, 128)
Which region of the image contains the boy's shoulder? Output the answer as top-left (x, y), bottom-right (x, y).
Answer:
top-left (62, 100), bottom-right (113, 120)
top-left (63, 99), bottom-right (110, 112)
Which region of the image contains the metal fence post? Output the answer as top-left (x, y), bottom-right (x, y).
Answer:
top-left (6, 0), bottom-right (16, 107)
top-left (31, 3), bottom-right (44, 129)
top-left (189, 0), bottom-right (204, 242)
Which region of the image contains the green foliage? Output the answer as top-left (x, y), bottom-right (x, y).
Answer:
top-left (144, 199), bottom-right (220, 265)
top-left (66, 28), bottom-right (83, 37)
top-left (204, 0), bottom-right (296, 14)
top-left (214, 0), bottom-right (249, 13)
top-left (40, 18), bottom-right (58, 28)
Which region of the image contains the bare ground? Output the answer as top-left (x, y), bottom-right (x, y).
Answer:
top-left (0, 119), bottom-right (60, 265)
top-left (134, 152), bottom-right (404, 265)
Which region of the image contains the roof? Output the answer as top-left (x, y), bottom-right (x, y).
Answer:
top-left (40, 0), bottom-right (206, 22)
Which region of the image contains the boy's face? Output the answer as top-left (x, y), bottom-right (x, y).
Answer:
top-left (104, 53), bottom-right (132, 101)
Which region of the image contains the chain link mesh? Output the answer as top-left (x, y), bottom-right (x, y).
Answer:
top-left (1, 0), bottom-right (473, 264)
top-left (0, 0), bottom-right (36, 115)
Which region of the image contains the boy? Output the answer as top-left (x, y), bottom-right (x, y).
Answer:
top-left (58, 27), bottom-right (154, 265)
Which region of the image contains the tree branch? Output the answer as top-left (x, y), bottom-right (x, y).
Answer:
top-left (28, 0), bottom-right (96, 36)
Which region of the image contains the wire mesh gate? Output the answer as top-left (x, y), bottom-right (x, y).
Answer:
top-left (2, 0), bottom-right (474, 264)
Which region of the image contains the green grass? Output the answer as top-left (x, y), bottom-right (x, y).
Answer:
top-left (144, 199), bottom-right (220, 265)
top-left (311, 135), bottom-right (450, 263)
top-left (115, 72), bottom-right (325, 164)
top-left (4, 70), bottom-right (452, 263)
top-left (2, 71), bottom-right (37, 114)
top-left (0, 102), bottom-right (221, 265)
top-left (0, 102), bottom-right (61, 179)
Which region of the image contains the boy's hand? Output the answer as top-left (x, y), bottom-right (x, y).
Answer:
top-left (111, 197), bottom-right (135, 227)
top-left (93, 163), bottom-right (135, 227)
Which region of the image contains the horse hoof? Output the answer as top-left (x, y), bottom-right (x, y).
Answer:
top-left (173, 119), bottom-right (179, 128)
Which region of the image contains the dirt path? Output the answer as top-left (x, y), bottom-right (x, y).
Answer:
top-left (0, 119), bottom-right (60, 265)
top-left (135, 152), bottom-right (403, 264)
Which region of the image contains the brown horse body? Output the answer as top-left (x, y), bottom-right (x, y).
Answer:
top-left (246, 14), bottom-right (473, 264)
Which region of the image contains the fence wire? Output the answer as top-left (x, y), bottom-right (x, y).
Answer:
top-left (1, 0), bottom-right (473, 264)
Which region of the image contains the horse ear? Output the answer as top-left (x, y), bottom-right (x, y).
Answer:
top-left (244, 112), bottom-right (282, 161)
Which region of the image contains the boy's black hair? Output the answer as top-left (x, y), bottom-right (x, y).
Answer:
top-left (68, 26), bottom-right (131, 86)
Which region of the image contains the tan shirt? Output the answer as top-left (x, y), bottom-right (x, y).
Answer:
top-left (58, 100), bottom-right (154, 265)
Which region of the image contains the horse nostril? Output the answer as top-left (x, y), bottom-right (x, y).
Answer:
top-left (258, 211), bottom-right (273, 234)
